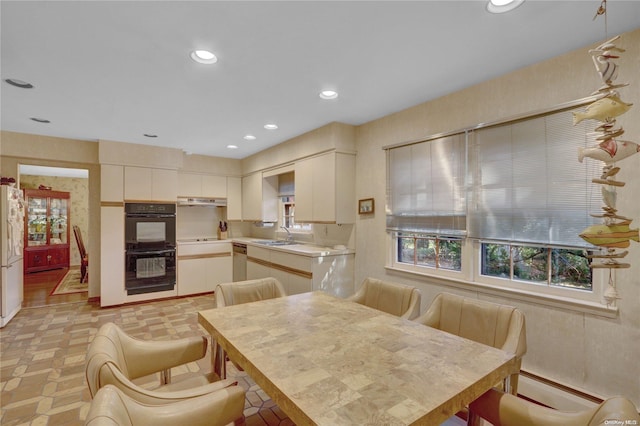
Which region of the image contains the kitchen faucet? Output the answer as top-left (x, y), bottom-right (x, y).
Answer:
top-left (281, 226), bottom-right (293, 242)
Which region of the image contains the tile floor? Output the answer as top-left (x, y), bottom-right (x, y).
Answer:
top-left (0, 295), bottom-right (293, 426)
top-left (0, 295), bottom-right (466, 426)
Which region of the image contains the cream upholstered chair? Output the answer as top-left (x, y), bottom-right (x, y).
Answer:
top-left (85, 323), bottom-right (240, 405)
top-left (414, 293), bottom-right (526, 395)
top-left (214, 277), bottom-right (287, 378)
top-left (347, 277), bottom-right (421, 320)
top-left (215, 277), bottom-right (287, 308)
top-left (468, 388), bottom-right (640, 426)
top-left (85, 384), bottom-right (245, 426)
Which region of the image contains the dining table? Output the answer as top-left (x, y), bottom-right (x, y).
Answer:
top-left (198, 291), bottom-right (517, 425)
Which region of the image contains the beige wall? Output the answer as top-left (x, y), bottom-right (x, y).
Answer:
top-left (354, 28), bottom-right (640, 406)
top-left (1, 134), bottom-right (102, 298)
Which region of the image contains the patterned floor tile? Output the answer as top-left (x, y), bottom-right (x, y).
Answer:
top-left (0, 295), bottom-right (293, 426)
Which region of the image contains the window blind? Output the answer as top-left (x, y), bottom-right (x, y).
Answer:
top-left (467, 108), bottom-right (601, 247)
top-left (386, 133), bottom-right (467, 235)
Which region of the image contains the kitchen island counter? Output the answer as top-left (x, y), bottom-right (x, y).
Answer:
top-left (235, 237), bottom-right (354, 258)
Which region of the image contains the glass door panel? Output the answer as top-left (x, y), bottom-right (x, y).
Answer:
top-left (27, 196), bottom-right (48, 247)
top-left (49, 197), bottom-right (68, 245)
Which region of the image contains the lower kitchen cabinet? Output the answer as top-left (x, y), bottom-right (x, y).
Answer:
top-left (177, 242), bottom-right (232, 296)
top-left (246, 245), bottom-right (354, 297)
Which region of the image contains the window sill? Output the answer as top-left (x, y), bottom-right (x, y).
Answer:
top-left (385, 265), bottom-right (619, 319)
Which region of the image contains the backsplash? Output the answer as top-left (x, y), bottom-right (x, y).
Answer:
top-left (176, 205), bottom-right (226, 239)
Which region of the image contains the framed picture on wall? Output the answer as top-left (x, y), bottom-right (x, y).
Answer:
top-left (358, 198), bottom-right (374, 214)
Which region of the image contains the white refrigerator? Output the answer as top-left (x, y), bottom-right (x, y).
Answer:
top-left (1, 185), bottom-right (25, 327)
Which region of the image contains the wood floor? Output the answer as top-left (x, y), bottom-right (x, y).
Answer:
top-left (23, 267), bottom-right (87, 308)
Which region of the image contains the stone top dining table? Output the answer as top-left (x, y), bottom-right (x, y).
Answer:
top-left (198, 291), bottom-right (516, 426)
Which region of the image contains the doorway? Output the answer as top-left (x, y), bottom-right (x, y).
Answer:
top-left (20, 165), bottom-right (89, 307)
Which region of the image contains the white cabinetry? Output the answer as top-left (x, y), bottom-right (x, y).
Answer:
top-left (100, 206), bottom-right (125, 307)
top-left (247, 246), bottom-right (312, 295)
top-left (226, 177), bottom-right (242, 221)
top-left (178, 172), bottom-right (227, 198)
top-left (246, 245), bottom-right (355, 297)
top-left (124, 166), bottom-right (178, 202)
top-left (177, 242), bottom-right (232, 296)
top-left (101, 165), bottom-right (124, 202)
top-left (295, 152), bottom-right (355, 224)
top-left (241, 173), bottom-right (278, 222)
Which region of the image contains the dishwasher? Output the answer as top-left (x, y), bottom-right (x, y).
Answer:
top-left (232, 242), bottom-right (247, 282)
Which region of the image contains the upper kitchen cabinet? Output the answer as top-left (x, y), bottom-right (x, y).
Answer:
top-left (295, 151), bottom-right (356, 224)
top-left (101, 164), bottom-right (124, 202)
top-left (242, 172), bottom-right (278, 222)
top-left (226, 177), bottom-right (242, 221)
top-left (124, 166), bottom-right (177, 202)
top-left (178, 172), bottom-right (227, 198)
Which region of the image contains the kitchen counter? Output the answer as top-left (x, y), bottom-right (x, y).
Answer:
top-left (234, 237), bottom-right (354, 258)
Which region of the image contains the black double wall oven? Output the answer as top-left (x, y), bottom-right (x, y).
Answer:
top-left (125, 203), bottom-right (176, 295)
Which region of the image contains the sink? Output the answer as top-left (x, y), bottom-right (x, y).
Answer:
top-left (254, 240), bottom-right (298, 246)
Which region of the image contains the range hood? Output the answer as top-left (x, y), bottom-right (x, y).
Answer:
top-left (177, 197), bottom-right (227, 207)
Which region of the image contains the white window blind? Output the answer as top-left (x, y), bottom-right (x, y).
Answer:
top-left (467, 108), bottom-right (601, 247)
top-left (386, 133), bottom-right (467, 235)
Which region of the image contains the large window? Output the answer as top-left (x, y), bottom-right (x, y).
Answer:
top-left (385, 98), bottom-right (604, 304)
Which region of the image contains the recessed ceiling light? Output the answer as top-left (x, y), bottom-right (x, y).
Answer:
top-left (487, 0), bottom-right (524, 13)
top-left (243, 135), bottom-right (256, 140)
top-left (227, 144), bottom-right (238, 149)
top-left (143, 133), bottom-right (158, 138)
top-left (5, 78), bottom-right (34, 89)
top-left (30, 117), bottom-right (50, 123)
top-left (319, 90), bottom-right (338, 100)
top-left (264, 124), bottom-right (278, 130)
top-left (190, 50), bottom-right (218, 64)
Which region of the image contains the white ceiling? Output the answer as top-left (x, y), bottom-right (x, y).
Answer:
top-left (2, 1), bottom-right (639, 160)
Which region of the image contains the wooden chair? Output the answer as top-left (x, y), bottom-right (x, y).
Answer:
top-left (73, 225), bottom-right (88, 283)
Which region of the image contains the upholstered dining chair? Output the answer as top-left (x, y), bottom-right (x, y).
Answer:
top-left (85, 323), bottom-right (240, 406)
top-left (346, 277), bottom-right (422, 320)
top-left (73, 225), bottom-right (88, 283)
top-left (215, 277), bottom-right (287, 308)
top-left (414, 293), bottom-right (526, 395)
top-left (214, 277), bottom-right (287, 378)
top-left (85, 384), bottom-right (245, 426)
top-left (468, 388), bottom-right (640, 426)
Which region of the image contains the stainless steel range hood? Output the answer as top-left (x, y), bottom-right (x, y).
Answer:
top-left (177, 197), bottom-right (227, 207)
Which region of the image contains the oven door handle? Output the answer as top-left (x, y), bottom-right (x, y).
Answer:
top-left (129, 249), bottom-right (175, 255)
top-left (125, 213), bottom-right (176, 218)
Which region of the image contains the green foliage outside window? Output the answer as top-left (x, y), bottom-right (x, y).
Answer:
top-left (481, 243), bottom-right (592, 290)
top-left (398, 234), bottom-right (462, 271)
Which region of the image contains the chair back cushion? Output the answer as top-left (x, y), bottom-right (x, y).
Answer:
top-left (350, 277), bottom-right (421, 319)
top-left (85, 323), bottom-right (130, 397)
top-left (424, 293), bottom-right (526, 357)
top-left (216, 277), bottom-right (286, 307)
top-left (469, 388), bottom-right (640, 426)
